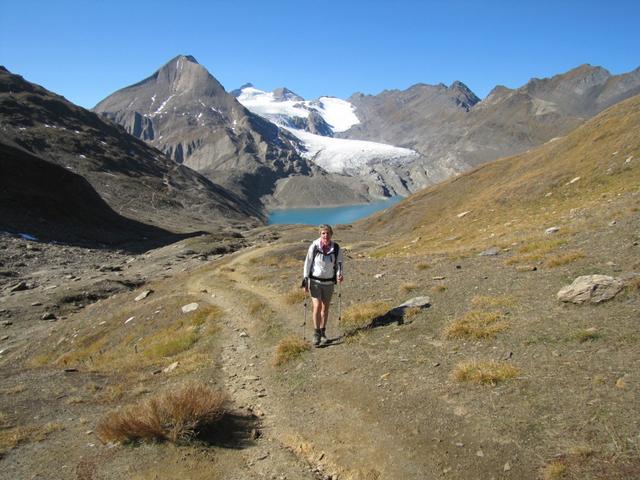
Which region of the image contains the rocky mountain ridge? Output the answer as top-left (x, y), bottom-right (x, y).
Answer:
top-left (0, 66), bottom-right (262, 244)
top-left (94, 56), bottom-right (371, 208)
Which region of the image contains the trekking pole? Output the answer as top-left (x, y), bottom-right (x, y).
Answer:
top-left (303, 286), bottom-right (308, 341)
top-left (338, 281), bottom-right (342, 335)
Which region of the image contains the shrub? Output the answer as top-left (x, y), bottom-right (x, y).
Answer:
top-left (452, 360), bottom-right (519, 385)
top-left (340, 301), bottom-right (392, 333)
top-left (96, 382), bottom-right (227, 444)
top-left (443, 311), bottom-right (509, 339)
top-left (273, 335), bottom-right (310, 366)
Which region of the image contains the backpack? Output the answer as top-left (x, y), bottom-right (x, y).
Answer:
top-left (305, 242), bottom-right (340, 285)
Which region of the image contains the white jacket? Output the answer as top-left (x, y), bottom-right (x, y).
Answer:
top-left (303, 239), bottom-right (344, 282)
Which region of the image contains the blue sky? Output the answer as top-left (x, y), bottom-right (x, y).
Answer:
top-left (1, 0), bottom-right (638, 108)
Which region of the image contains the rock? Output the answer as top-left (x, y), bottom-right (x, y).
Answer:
top-left (504, 462), bottom-right (511, 471)
top-left (1, 321), bottom-right (12, 327)
top-left (181, 303), bottom-right (199, 313)
top-left (31, 302), bottom-right (42, 306)
top-left (397, 296), bottom-right (431, 309)
top-left (476, 449), bottom-right (485, 457)
top-left (457, 211), bottom-right (471, 218)
top-left (374, 273), bottom-right (385, 279)
top-left (479, 247), bottom-right (500, 256)
top-left (239, 331), bottom-right (249, 338)
top-left (432, 276), bottom-right (445, 280)
top-left (134, 290), bottom-right (153, 301)
top-left (9, 281), bottom-right (29, 292)
top-left (41, 312), bottom-right (57, 321)
top-left (515, 265), bottom-right (537, 272)
top-left (557, 275), bottom-right (624, 304)
top-left (124, 316), bottom-right (135, 324)
top-left (566, 176), bottom-right (581, 185)
top-left (163, 361), bottom-right (179, 373)
top-left (545, 226), bottom-right (560, 234)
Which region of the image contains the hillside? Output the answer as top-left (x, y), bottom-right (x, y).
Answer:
top-left (0, 95), bottom-right (638, 479)
top-left (360, 94), bottom-right (640, 256)
top-left (0, 66), bottom-right (262, 240)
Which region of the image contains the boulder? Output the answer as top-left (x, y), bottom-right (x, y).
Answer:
top-left (557, 275), bottom-right (624, 304)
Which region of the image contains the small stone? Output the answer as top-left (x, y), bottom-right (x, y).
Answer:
top-left (124, 316), bottom-right (135, 324)
top-left (41, 312), bottom-right (57, 321)
top-left (181, 303), bottom-right (199, 313)
top-left (515, 265), bottom-right (537, 272)
top-left (163, 361), bottom-right (179, 373)
top-left (479, 247), bottom-right (500, 256)
top-left (380, 372), bottom-right (391, 380)
top-left (1, 335), bottom-right (9, 341)
top-left (1, 321), bottom-right (12, 327)
top-left (504, 462), bottom-right (511, 471)
top-left (455, 442), bottom-right (464, 447)
top-left (239, 331), bottom-right (249, 338)
top-left (457, 211), bottom-right (470, 218)
top-left (476, 449), bottom-right (484, 457)
top-left (134, 290), bottom-right (152, 301)
top-left (545, 226), bottom-right (560, 235)
top-left (9, 281), bottom-right (29, 292)
top-left (432, 362), bottom-right (440, 367)
top-left (432, 276), bottom-right (445, 280)
top-left (609, 220), bottom-right (617, 226)
top-left (374, 273), bottom-right (385, 279)
top-left (31, 302), bottom-right (42, 306)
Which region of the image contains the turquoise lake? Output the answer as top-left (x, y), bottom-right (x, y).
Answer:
top-left (268, 196), bottom-right (403, 225)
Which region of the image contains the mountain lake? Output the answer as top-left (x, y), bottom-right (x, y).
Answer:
top-left (268, 196), bottom-right (403, 225)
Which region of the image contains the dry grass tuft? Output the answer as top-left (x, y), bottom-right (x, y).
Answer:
top-left (0, 422), bottom-right (64, 454)
top-left (574, 329), bottom-right (601, 343)
top-left (96, 382), bottom-right (227, 444)
top-left (431, 285), bottom-right (447, 293)
top-left (144, 331), bottom-right (198, 359)
top-left (452, 360), bottom-right (520, 385)
top-left (399, 282), bottom-right (419, 294)
top-left (273, 335), bottom-right (311, 366)
top-left (340, 301), bottom-right (392, 333)
top-left (470, 295), bottom-right (515, 309)
top-left (416, 262), bottom-right (431, 270)
top-left (283, 288), bottom-right (306, 305)
top-left (542, 459), bottom-right (568, 480)
top-left (249, 300), bottom-right (269, 316)
top-left (1, 384), bottom-right (26, 395)
top-left (443, 311), bottom-right (509, 339)
top-left (545, 250), bottom-right (586, 267)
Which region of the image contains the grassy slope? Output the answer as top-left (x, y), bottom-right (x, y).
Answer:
top-left (360, 94), bottom-right (640, 256)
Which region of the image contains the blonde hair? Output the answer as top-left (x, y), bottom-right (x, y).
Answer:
top-left (319, 224), bottom-right (333, 234)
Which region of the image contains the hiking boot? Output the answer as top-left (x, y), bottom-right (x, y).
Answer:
top-left (313, 331), bottom-right (321, 347)
top-left (319, 328), bottom-right (328, 346)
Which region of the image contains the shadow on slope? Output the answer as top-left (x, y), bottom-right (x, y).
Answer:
top-left (0, 141), bottom-right (202, 252)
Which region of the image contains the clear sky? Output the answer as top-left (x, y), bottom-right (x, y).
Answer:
top-left (1, 0), bottom-right (638, 109)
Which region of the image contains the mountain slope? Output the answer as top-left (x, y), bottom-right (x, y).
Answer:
top-left (360, 93), bottom-right (640, 255)
top-left (93, 56), bottom-right (323, 205)
top-left (343, 65), bottom-right (640, 183)
top-left (0, 66), bottom-right (262, 238)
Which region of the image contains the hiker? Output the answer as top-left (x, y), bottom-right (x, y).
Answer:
top-left (302, 224), bottom-right (344, 347)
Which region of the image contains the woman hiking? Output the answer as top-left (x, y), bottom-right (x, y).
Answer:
top-left (302, 224), bottom-right (344, 347)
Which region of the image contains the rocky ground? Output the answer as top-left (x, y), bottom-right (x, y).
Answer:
top-left (0, 212), bottom-right (638, 479)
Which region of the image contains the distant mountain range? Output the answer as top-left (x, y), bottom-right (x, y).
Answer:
top-left (2, 57), bottom-right (639, 244)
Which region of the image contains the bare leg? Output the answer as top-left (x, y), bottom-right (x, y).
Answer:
top-left (312, 297), bottom-right (322, 329)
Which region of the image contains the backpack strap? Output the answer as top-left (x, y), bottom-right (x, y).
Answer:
top-left (309, 242), bottom-right (340, 284)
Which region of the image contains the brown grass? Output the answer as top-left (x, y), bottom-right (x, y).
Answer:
top-left (340, 301), bottom-right (392, 333)
top-left (545, 250), bottom-right (586, 267)
top-left (470, 295), bottom-right (515, 309)
top-left (96, 382), bottom-right (227, 444)
top-left (416, 262), bottom-right (431, 270)
top-left (452, 360), bottom-right (520, 385)
top-left (283, 288), bottom-right (306, 305)
top-left (574, 329), bottom-right (601, 343)
top-left (273, 335), bottom-right (311, 366)
top-left (249, 300), bottom-right (269, 316)
top-left (542, 459), bottom-right (568, 480)
top-left (0, 422), bottom-right (64, 454)
top-left (443, 311), bottom-right (509, 339)
top-left (0, 384), bottom-right (26, 395)
top-left (399, 282), bottom-right (419, 294)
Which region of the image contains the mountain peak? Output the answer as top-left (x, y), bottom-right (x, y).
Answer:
top-left (272, 87), bottom-right (304, 102)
